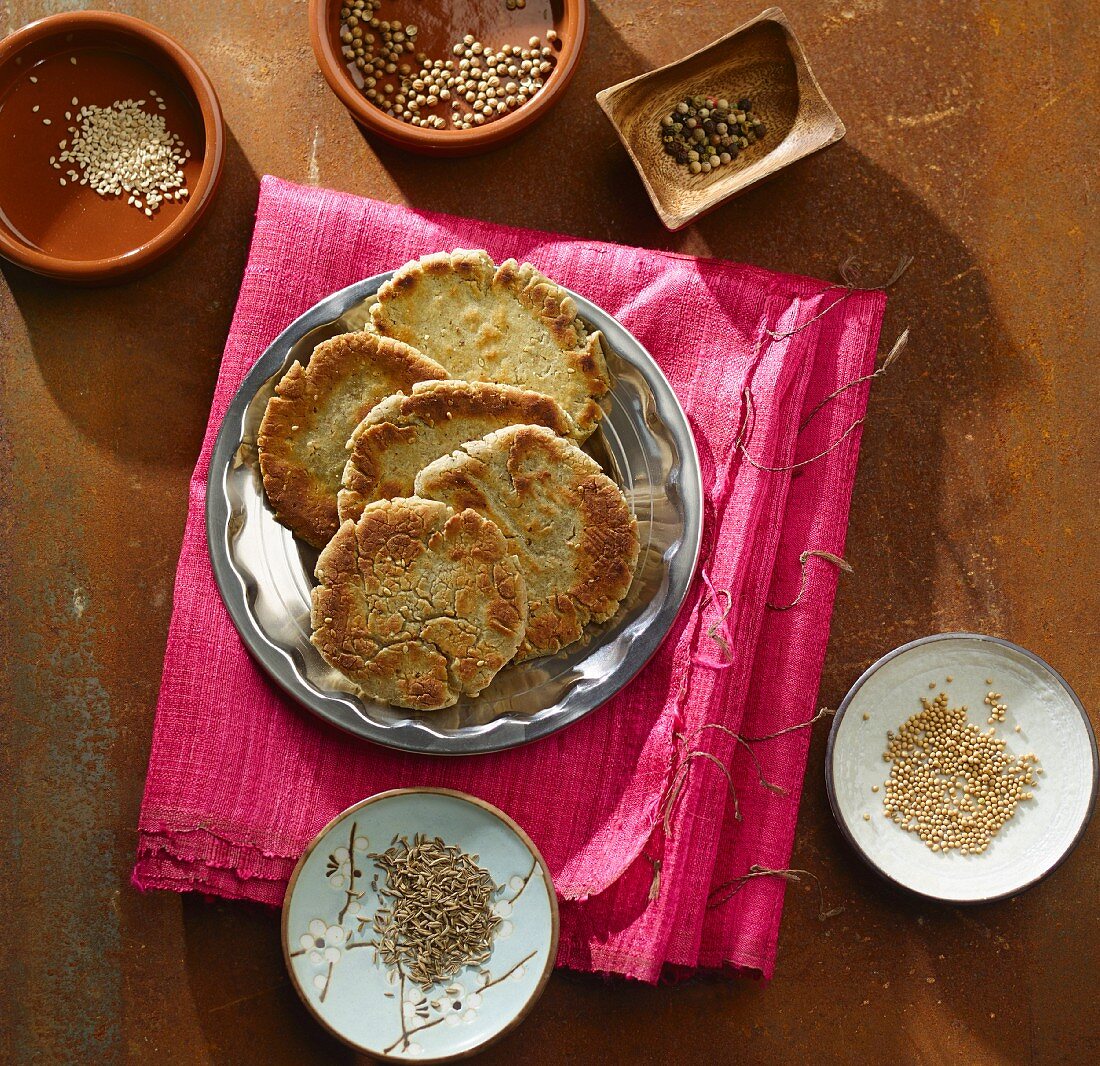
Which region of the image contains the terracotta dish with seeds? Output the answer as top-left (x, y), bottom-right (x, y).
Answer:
top-left (257, 330), bottom-right (446, 548)
top-left (415, 424), bottom-right (639, 662)
top-left (338, 379), bottom-right (576, 526)
top-left (369, 249), bottom-right (611, 438)
top-left (311, 497), bottom-right (527, 710)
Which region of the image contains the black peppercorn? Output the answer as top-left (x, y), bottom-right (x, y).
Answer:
top-left (658, 91), bottom-right (766, 173)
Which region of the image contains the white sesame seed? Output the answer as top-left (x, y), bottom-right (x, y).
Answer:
top-left (48, 98), bottom-right (190, 215)
top-left (32, 105), bottom-right (39, 113)
top-left (42, 118), bottom-right (51, 125)
top-left (29, 76), bottom-right (38, 84)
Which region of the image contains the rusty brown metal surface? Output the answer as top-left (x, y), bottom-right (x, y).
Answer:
top-left (1, 1), bottom-right (1096, 1063)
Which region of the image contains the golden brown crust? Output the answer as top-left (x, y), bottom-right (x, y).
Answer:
top-left (337, 379), bottom-right (577, 525)
top-left (414, 424), bottom-right (639, 662)
top-left (256, 330), bottom-right (447, 548)
top-left (310, 497), bottom-right (527, 710)
top-left (369, 249), bottom-right (611, 438)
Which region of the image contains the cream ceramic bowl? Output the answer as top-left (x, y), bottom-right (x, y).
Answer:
top-left (827, 633), bottom-right (1097, 903)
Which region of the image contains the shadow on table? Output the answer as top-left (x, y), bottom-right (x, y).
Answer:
top-left (0, 126), bottom-right (258, 468)
top-left (182, 896), bottom-right (352, 1063)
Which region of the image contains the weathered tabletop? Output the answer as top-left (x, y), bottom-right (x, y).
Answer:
top-left (2, 1), bottom-right (1096, 1062)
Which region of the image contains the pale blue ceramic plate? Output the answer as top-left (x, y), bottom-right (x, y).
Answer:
top-left (282, 789), bottom-right (559, 1061)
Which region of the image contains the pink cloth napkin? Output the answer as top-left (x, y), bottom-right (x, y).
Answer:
top-left (134, 176), bottom-right (884, 982)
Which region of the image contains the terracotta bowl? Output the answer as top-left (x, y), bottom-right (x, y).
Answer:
top-left (597, 7), bottom-right (844, 230)
top-left (0, 11), bottom-right (225, 284)
top-left (310, 0), bottom-right (587, 156)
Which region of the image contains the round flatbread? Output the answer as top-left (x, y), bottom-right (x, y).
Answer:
top-left (337, 379), bottom-right (577, 526)
top-left (369, 249), bottom-right (611, 438)
top-left (414, 424), bottom-right (639, 662)
top-left (311, 497), bottom-right (527, 710)
top-left (257, 330), bottom-right (447, 548)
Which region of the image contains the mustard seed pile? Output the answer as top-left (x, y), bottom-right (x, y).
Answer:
top-left (49, 94), bottom-right (189, 215)
top-left (339, 1), bottom-right (558, 130)
top-left (881, 691), bottom-right (1041, 854)
top-left (660, 94), bottom-right (767, 174)
top-left (366, 834), bottom-right (501, 989)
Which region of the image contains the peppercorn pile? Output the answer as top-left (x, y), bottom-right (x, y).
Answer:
top-left (660, 94), bottom-right (766, 174)
top-left (881, 691), bottom-right (1041, 855)
top-left (338, 1), bottom-right (557, 130)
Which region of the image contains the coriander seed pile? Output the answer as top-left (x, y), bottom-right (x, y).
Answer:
top-left (49, 93), bottom-right (189, 216)
top-left (984, 689), bottom-right (1008, 723)
top-left (366, 834), bottom-right (502, 989)
top-left (339, 1), bottom-right (558, 130)
top-left (881, 691), bottom-right (1041, 855)
top-left (660, 94), bottom-right (767, 174)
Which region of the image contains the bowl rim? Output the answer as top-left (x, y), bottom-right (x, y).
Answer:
top-left (0, 10), bottom-right (225, 281)
top-left (308, 0), bottom-right (587, 152)
top-left (280, 786), bottom-right (560, 1063)
top-left (824, 631), bottom-right (1099, 905)
top-left (595, 5), bottom-right (845, 231)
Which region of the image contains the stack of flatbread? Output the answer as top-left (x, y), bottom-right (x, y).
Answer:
top-left (257, 250), bottom-right (640, 710)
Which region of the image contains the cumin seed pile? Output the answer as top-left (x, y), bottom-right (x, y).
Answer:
top-left (370, 834), bottom-right (501, 989)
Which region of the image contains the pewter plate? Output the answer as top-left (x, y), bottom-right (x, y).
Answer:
top-left (207, 272), bottom-right (702, 755)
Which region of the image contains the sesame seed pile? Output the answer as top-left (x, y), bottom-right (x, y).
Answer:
top-left (881, 691), bottom-right (1041, 854)
top-left (339, 0), bottom-right (558, 130)
top-left (50, 93), bottom-right (190, 216)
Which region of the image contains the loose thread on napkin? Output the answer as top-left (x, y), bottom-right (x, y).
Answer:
top-left (738, 324), bottom-right (909, 473)
top-left (763, 255), bottom-right (913, 342)
top-left (740, 706), bottom-right (836, 744)
top-left (647, 855), bottom-right (663, 902)
top-left (707, 864), bottom-right (844, 920)
top-left (660, 751), bottom-right (740, 838)
top-left (645, 739), bottom-right (743, 901)
top-left (659, 709), bottom-right (837, 846)
top-left (738, 388), bottom-right (866, 472)
top-left (647, 708), bottom-right (838, 901)
top-left (799, 328), bottom-right (909, 432)
top-left (679, 723), bottom-right (787, 795)
top-left (741, 258), bottom-right (913, 475)
top-left (766, 550), bottom-right (854, 612)
top-left (840, 254), bottom-right (914, 291)
top-left (692, 573), bottom-right (735, 669)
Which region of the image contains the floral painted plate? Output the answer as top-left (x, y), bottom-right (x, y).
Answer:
top-left (282, 788), bottom-right (559, 1061)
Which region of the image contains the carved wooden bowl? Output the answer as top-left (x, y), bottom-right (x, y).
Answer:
top-left (596, 7), bottom-right (844, 231)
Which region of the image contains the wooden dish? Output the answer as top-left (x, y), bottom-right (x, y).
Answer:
top-left (309, 0), bottom-right (587, 157)
top-left (0, 11), bottom-right (225, 284)
top-left (596, 7), bottom-right (844, 231)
